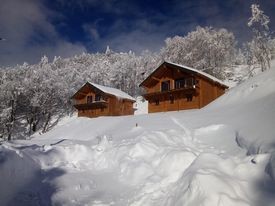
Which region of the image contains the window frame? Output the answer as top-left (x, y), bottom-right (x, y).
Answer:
top-left (87, 95), bottom-right (93, 103)
top-left (186, 77), bottom-right (194, 88)
top-left (161, 80), bottom-right (170, 92)
top-left (174, 78), bottom-right (186, 89)
top-left (95, 94), bottom-right (102, 101)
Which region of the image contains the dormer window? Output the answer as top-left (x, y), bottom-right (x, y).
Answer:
top-left (161, 80), bottom-right (170, 92)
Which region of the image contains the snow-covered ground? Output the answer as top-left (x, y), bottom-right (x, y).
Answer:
top-left (134, 96), bottom-right (148, 115)
top-left (1, 62), bottom-right (275, 206)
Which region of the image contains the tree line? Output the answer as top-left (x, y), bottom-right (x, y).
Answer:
top-left (0, 4), bottom-right (274, 140)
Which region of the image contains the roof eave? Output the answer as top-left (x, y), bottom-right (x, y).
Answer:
top-left (71, 82), bottom-right (91, 99)
top-left (139, 61), bottom-right (166, 88)
top-left (140, 61), bottom-right (229, 89)
top-left (74, 81), bottom-right (135, 102)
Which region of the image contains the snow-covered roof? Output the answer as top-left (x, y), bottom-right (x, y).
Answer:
top-left (140, 61), bottom-right (228, 88)
top-left (165, 61), bottom-right (228, 87)
top-left (88, 82), bottom-right (135, 101)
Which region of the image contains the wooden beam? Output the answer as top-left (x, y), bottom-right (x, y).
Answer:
top-left (152, 76), bottom-right (161, 81)
top-left (78, 92), bottom-right (87, 96)
top-left (73, 91), bottom-right (87, 99)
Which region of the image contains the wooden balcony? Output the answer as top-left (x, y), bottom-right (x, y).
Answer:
top-left (74, 101), bottom-right (108, 110)
top-left (143, 87), bottom-right (197, 99)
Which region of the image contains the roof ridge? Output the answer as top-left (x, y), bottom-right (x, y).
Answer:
top-left (164, 61), bottom-right (228, 87)
top-left (88, 82), bottom-right (135, 101)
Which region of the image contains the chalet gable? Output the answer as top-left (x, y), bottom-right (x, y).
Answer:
top-left (139, 61), bottom-right (228, 89)
top-left (140, 61), bottom-right (229, 113)
top-left (72, 82), bottom-right (135, 118)
top-left (71, 82), bottom-right (104, 100)
top-left (72, 82), bottom-right (135, 102)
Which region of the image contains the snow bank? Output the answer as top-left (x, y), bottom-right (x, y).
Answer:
top-left (1, 61), bottom-right (275, 205)
top-left (266, 152), bottom-right (275, 181)
top-left (201, 64), bottom-right (275, 156)
top-left (169, 153), bottom-right (269, 206)
top-left (0, 144), bottom-right (40, 206)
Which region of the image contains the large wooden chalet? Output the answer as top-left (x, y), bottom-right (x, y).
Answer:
top-left (139, 61), bottom-right (228, 113)
top-left (72, 82), bottom-right (135, 118)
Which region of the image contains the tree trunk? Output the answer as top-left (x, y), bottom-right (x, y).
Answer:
top-left (42, 113), bottom-right (51, 133)
top-left (27, 117), bottom-right (33, 136)
top-left (7, 126), bottom-right (11, 141)
top-left (32, 118), bottom-right (40, 133)
top-left (7, 99), bottom-right (15, 141)
top-left (7, 133), bottom-right (11, 141)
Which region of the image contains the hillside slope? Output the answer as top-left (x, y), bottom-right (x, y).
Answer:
top-left (0, 62), bottom-right (275, 206)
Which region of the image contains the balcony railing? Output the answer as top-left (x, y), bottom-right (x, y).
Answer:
top-left (143, 86), bottom-right (197, 98)
top-left (73, 100), bottom-right (108, 110)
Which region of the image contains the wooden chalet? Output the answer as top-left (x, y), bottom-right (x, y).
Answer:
top-left (72, 82), bottom-right (135, 118)
top-left (139, 61), bottom-right (228, 113)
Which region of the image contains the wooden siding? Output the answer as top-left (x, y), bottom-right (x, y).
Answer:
top-left (78, 107), bottom-right (109, 118)
top-left (74, 91), bottom-right (106, 105)
top-left (141, 63), bottom-right (227, 113)
top-left (199, 77), bottom-right (215, 107)
top-left (198, 76), bottom-right (226, 108)
top-left (144, 66), bottom-right (195, 93)
top-left (73, 84), bottom-right (134, 118)
top-left (216, 85), bottom-right (225, 97)
top-left (147, 91), bottom-right (199, 113)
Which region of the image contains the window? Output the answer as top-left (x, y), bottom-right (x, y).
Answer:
top-left (87, 96), bottom-right (93, 103)
top-left (186, 94), bottom-right (193, 102)
top-left (95, 94), bottom-right (102, 101)
top-left (161, 80), bottom-right (170, 92)
top-left (169, 95), bottom-right (174, 104)
top-left (175, 78), bottom-right (185, 89)
top-left (155, 99), bottom-right (160, 105)
top-left (186, 78), bottom-right (194, 88)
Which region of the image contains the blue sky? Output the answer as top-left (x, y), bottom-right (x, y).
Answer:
top-left (0, 0), bottom-right (274, 67)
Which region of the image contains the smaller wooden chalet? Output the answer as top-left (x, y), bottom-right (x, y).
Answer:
top-left (72, 82), bottom-right (135, 118)
top-left (139, 61), bottom-right (229, 113)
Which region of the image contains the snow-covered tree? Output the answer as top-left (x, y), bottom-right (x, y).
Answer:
top-left (234, 48), bottom-right (246, 65)
top-left (0, 68), bottom-right (24, 140)
top-left (247, 4), bottom-right (272, 72)
top-left (162, 27), bottom-right (237, 79)
top-left (0, 48), bottom-right (161, 139)
top-left (270, 38), bottom-right (275, 60)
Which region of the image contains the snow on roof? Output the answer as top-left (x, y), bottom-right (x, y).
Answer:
top-left (165, 61), bottom-right (228, 87)
top-left (88, 82), bottom-right (135, 101)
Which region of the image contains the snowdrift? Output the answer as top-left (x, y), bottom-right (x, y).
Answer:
top-left (0, 63), bottom-right (275, 206)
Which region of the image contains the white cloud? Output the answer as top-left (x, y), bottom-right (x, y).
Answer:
top-left (82, 17), bottom-right (196, 54)
top-left (82, 23), bottom-right (101, 41)
top-left (0, 0), bottom-right (86, 67)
